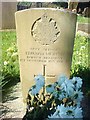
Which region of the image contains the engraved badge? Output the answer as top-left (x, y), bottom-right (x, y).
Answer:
top-left (31, 14), bottom-right (60, 45)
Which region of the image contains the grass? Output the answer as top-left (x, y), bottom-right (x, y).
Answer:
top-left (1, 30), bottom-right (19, 77)
top-left (71, 34), bottom-right (89, 71)
top-left (2, 30), bottom-right (16, 60)
top-left (1, 30), bottom-right (20, 101)
top-left (71, 34), bottom-right (90, 94)
top-left (77, 15), bottom-right (90, 23)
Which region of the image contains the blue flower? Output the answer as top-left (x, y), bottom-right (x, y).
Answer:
top-left (29, 85), bottom-right (40, 96)
top-left (46, 84), bottom-right (55, 93)
top-left (48, 104), bottom-right (66, 118)
top-left (58, 92), bottom-right (66, 100)
top-left (61, 79), bottom-right (74, 96)
top-left (34, 74), bottom-right (45, 88)
top-left (72, 77), bottom-right (82, 89)
top-left (48, 104), bottom-right (83, 118)
top-left (74, 107), bottom-right (83, 118)
top-left (52, 90), bottom-right (59, 98)
top-left (57, 75), bottom-right (67, 86)
top-left (74, 90), bottom-right (83, 106)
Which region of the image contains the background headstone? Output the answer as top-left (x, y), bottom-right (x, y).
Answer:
top-left (15, 8), bottom-right (77, 102)
top-left (0, 2), bottom-right (17, 29)
top-left (0, 2), bottom-right (2, 29)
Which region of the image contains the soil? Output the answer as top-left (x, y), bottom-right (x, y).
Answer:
top-left (0, 82), bottom-right (26, 119)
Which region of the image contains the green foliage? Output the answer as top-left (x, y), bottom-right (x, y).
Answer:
top-left (17, 2), bottom-right (32, 6)
top-left (71, 34), bottom-right (89, 74)
top-left (53, 2), bottom-right (68, 8)
top-left (77, 15), bottom-right (90, 23)
top-left (2, 31), bottom-right (19, 77)
top-left (71, 34), bottom-right (90, 92)
top-left (2, 44), bottom-right (19, 76)
top-left (1, 31), bottom-right (20, 91)
top-left (2, 31), bottom-right (16, 50)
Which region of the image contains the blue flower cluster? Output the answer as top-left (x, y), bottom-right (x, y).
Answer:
top-left (28, 74), bottom-right (83, 119)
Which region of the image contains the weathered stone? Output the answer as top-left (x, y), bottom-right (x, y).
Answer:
top-left (0, 2), bottom-right (17, 29)
top-left (78, 23), bottom-right (90, 34)
top-left (15, 8), bottom-right (77, 102)
top-left (83, 7), bottom-right (90, 17)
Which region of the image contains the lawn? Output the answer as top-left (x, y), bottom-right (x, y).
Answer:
top-left (1, 30), bottom-right (19, 99)
top-left (77, 15), bottom-right (90, 23)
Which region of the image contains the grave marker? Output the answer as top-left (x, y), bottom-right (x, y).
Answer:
top-left (1, 2), bottom-right (17, 29)
top-left (15, 8), bottom-right (77, 102)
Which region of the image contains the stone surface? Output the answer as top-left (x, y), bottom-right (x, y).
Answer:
top-left (0, 83), bottom-right (26, 119)
top-left (31, 15), bottom-right (60, 45)
top-left (0, 2), bottom-right (2, 29)
top-left (77, 23), bottom-right (90, 34)
top-left (83, 7), bottom-right (90, 17)
top-left (15, 8), bottom-right (77, 102)
top-left (0, 2), bottom-right (17, 29)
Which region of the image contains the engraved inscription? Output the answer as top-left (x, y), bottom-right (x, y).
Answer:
top-left (31, 14), bottom-right (60, 45)
top-left (20, 48), bottom-right (64, 63)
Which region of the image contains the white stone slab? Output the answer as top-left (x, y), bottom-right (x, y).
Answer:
top-left (15, 8), bottom-right (77, 102)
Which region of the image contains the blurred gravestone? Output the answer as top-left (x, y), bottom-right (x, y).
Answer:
top-left (0, 2), bottom-right (2, 29)
top-left (83, 7), bottom-right (90, 17)
top-left (1, 2), bottom-right (17, 29)
top-left (15, 8), bottom-right (77, 102)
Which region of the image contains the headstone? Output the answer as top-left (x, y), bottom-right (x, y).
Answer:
top-left (15, 8), bottom-right (77, 102)
top-left (1, 2), bottom-right (17, 29)
top-left (78, 23), bottom-right (90, 34)
top-left (0, 2), bottom-right (2, 29)
top-left (83, 7), bottom-right (90, 18)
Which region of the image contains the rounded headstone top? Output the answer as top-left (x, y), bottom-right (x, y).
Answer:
top-left (15, 8), bottom-right (77, 16)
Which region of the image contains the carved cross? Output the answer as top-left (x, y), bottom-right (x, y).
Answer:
top-left (34, 64), bottom-right (56, 79)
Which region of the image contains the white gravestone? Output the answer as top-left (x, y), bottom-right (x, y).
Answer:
top-left (15, 8), bottom-right (77, 102)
